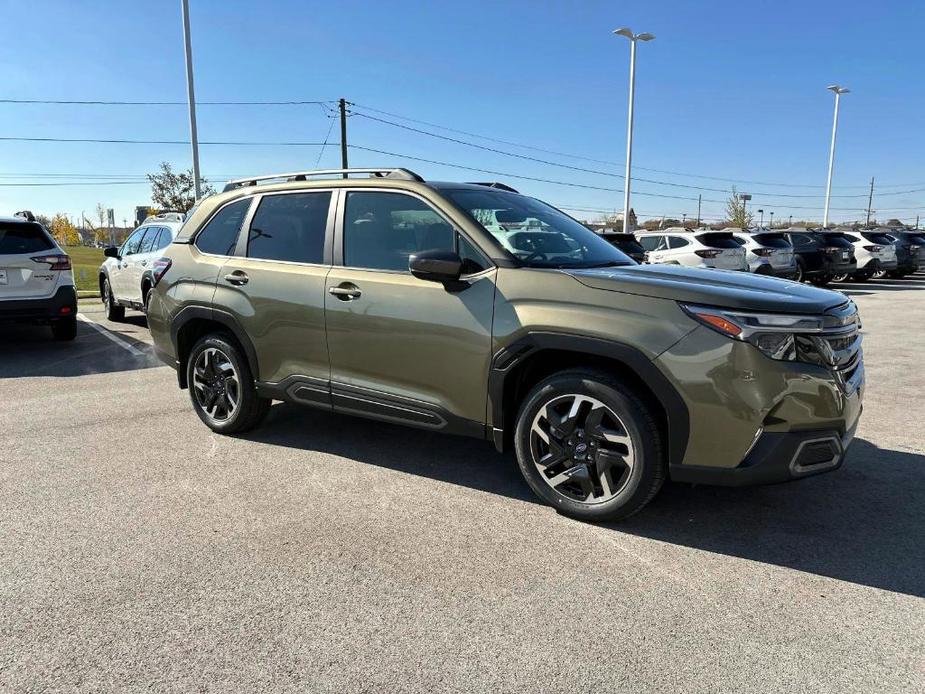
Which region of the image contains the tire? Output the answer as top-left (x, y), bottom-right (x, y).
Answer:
top-left (831, 273), bottom-right (849, 283)
top-left (809, 275), bottom-right (831, 287)
top-left (793, 260), bottom-right (805, 283)
top-left (872, 269), bottom-right (887, 280)
top-left (51, 316), bottom-right (77, 341)
top-left (513, 369), bottom-right (665, 522)
top-left (886, 270), bottom-right (904, 279)
top-left (143, 285), bottom-right (154, 314)
top-left (102, 277), bottom-right (125, 322)
top-left (851, 272), bottom-right (870, 283)
top-left (186, 333), bottom-right (270, 434)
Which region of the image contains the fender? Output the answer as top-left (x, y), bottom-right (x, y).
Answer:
top-left (488, 331), bottom-right (690, 467)
top-left (170, 305), bottom-right (260, 389)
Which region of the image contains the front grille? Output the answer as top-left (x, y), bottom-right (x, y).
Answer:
top-left (795, 301), bottom-right (863, 394)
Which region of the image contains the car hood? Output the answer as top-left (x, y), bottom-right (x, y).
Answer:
top-left (566, 264), bottom-right (847, 314)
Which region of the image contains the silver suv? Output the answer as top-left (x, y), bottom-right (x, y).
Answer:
top-left (99, 213), bottom-right (184, 320)
top-left (0, 211), bottom-right (77, 340)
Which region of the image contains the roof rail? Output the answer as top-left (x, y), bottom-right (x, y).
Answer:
top-left (222, 167), bottom-right (424, 192)
top-left (467, 181), bottom-right (519, 193)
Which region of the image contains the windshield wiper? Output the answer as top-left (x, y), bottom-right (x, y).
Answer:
top-left (570, 260), bottom-right (631, 269)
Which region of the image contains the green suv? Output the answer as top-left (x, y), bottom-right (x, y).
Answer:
top-left (148, 168), bottom-right (864, 521)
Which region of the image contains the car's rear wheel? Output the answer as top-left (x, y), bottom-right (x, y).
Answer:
top-left (831, 273), bottom-right (849, 282)
top-left (793, 259), bottom-right (805, 282)
top-left (872, 268), bottom-right (887, 279)
top-left (102, 277), bottom-right (125, 322)
top-left (514, 369), bottom-right (665, 522)
top-left (50, 316), bottom-right (77, 341)
top-left (187, 334), bottom-right (270, 434)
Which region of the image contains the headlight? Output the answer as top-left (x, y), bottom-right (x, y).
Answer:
top-left (680, 304), bottom-right (833, 362)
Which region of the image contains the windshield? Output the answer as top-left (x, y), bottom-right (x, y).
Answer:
top-left (446, 189), bottom-right (633, 268)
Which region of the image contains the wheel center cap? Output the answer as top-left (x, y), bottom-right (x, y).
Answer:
top-left (575, 442), bottom-right (588, 455)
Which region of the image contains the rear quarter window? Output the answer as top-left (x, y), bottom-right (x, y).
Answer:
top-left (821, 233), bottom-right (854, 248)
top-left (0, 222), bottom-right (54, 254)
top-left (195, 198), bottom-right (252, 256)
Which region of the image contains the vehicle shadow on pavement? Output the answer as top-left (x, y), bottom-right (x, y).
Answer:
top-left (618, 438), bottom-right (925, 598)
top-left (0, 321), bottom-right (161, 378)
top-left (246, 406), bottom-right (925, 598)
top-left (838, 279), bottom-right (925, 292)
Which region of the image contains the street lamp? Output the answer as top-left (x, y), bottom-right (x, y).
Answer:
top-left (769, 211), bottom-right (775, 228)
top-left (181, 0), bottom-right (202, 199)
top-left (613, 27), bottom-right (655, 233)
top-left (823, 85), bottom-right (849, 228)
top-left (758, 209), bottom-right (764, 228)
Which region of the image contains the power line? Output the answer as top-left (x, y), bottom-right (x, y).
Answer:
top-left (350, 102), bottom-right (923, 191)
top-left (0, 98), bottom-right (332, 106)
top-left (351, 110), bottom-right (923, 199)
top-left (0, 136), bottom-right (335, 146)
top-left (347, 144), bottom-right (875, 211)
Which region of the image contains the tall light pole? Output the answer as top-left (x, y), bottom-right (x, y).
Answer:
top-left (758, 208), bottom-right (764, 228)
top-left (769, 211), bottom-right (775, 228)
top-left (181, 0), bottom-right (202, 199)
top-left (823, 85), bottom-right (849, 228)
top-left (613, 27), bottom-right (655, 233)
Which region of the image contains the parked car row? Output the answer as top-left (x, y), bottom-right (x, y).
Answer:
top-left (597, 225), bottom-right (925, 287)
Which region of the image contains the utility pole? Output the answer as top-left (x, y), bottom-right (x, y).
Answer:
top-left (339, 98), bottom-right (349, 177)
top-left (696, 194), bottom-right (701, 228)
top-left (181, 0), bottom-right (201, 198)
top-left (865, 176), bottom-right (874, 227)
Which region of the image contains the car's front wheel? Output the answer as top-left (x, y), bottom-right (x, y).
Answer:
top-left (186, 334), bottom-right (270, 434)
top-left (514, 369), bottom-right (665, 522)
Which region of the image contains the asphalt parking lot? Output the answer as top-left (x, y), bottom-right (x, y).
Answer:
top-left (1, 277), bottom-right (924, 693)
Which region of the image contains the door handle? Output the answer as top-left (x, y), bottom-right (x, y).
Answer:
top-left (224, 271), bottom-right (249, 286)
top-left (328, 283), bottom-right (362, 300)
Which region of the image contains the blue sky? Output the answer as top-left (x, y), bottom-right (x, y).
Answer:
top-left (1, 0), bottom-right (923, 227)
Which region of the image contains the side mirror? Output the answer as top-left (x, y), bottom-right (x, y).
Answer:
top-left (409, 249), bottom-right (464, 286)
top-left (104, 246), bottom-right (120, 259)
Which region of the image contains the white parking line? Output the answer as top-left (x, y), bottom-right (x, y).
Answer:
top-left (76, 313), bottom-right (145, 357)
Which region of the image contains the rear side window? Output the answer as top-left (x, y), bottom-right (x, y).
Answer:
top-left (667, 236), bottom-right (690, 249)
top-left (753, 233), bottom-right (792, 248)
top-left (138, 226), bottom-right (160, 254)
top-left (0, 222), bottom-right (53, 254)
top-left (154, 228), bottom-right (174, 251)
top-left (195, 198), bottom-right (251, 256)
top-left (639, 236), bottom-right (662, 252)
top-left (790, 233), bottom-right (812, 246)
top-left (696, 233), bottom-right (741, 249)
top-left (247, 192), bottom-right (331, 264)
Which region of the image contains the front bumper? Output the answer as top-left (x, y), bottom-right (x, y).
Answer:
top-left (655, 324), bottom-right (864, 486)
top-left (670, 419), bottom-right (859, 486)
top-left (0, 285), bottom-right (77, 323)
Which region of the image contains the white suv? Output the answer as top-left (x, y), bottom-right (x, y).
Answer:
top-left (99, 213), bottom-right (183, 321)
top-left (832, 229), bottom-right (898, 282)
top-left (0, 211), bottom-right (77, 340)
top-left (638, 228), bottom-right (747, 271)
